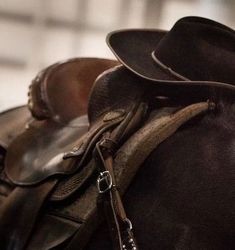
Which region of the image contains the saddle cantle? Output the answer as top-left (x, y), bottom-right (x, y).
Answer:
top-left (28, 57), bottom-right (119, 123)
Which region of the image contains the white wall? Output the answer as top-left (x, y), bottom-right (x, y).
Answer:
top-left (0, 0), bottom-right (234, 111)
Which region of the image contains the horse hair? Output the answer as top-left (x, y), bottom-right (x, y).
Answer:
top-left (86, 100), bottom-right (235, 250)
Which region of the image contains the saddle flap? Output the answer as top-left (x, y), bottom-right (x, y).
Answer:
top-left (5, 116), bottom-right (89, 185)
top-left (5, 110), bottom-right (126, 186)
top-left (26, 214), bottom-right (81, 250)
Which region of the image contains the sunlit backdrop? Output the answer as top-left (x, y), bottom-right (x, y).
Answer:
top-left (0, 0), bottom-right (234, 111)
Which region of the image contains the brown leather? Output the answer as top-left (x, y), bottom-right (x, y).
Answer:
top-left (0, 106), bottom-right (31, 149)
top-left (26, 214), bottom-right (81, 250)
top-left (0, 179), bottom-right (57, 250)
top-left (0, 58), bottom-right (120, 249)
top-left (92, 101), bottom-right (147, 250)
top-left (0, 106), bottom-right (32, 199)
top-left (5, 116), bottom-right (88, 185)
top-left (5, 58), bottom-right (119, 186)
top-left (29, 58), bottom-right (119, 123)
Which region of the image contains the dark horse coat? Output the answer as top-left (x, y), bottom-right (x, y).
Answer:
top-left (87, 101), bottom-right (235, 250)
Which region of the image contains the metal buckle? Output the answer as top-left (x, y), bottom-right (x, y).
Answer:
top-left (124, 218), bottom-right (133, 230)
top-left (97, 171), bottom-right (113, 193)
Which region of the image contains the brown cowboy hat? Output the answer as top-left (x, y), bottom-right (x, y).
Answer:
top-left (107, 16), bottom-right (235, 91)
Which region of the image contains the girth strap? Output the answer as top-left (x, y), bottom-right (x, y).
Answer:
top-left (0, 179), bottom-right (57, 250)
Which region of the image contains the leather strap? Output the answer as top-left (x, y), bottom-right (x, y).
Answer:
top-left (95, 146), bottom-right (138, 250)
top-left (94, 102), bottom-right (147, 250)
top-left (0, 179), bottom-right (57, 250)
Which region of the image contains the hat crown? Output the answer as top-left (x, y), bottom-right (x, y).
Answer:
top-left (153, 17), bottom-right (235, 84)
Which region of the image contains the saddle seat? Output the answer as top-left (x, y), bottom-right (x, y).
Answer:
top-left (4, 58), bottom-right (119, 186)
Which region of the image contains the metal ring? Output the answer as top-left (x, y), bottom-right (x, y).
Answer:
top-left (97, 171), bottom-right (113, 193)
top-left (124, 218), bottom-right (133, 230)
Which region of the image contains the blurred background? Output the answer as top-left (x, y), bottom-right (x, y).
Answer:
top-left (0, 0), bottom-right (234, 111)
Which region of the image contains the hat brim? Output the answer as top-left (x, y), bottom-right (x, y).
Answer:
top-left (106, 29), bottom-right (183, 82)
top-left (106, 29), bottom-right (235, 98)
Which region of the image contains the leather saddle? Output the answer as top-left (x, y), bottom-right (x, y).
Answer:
top-left (0, 57), bottom-right (121, 249)
top-left (0, 56), bottom-right (233, 250)
top-left (0, 57), bottom-right (166, 249)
